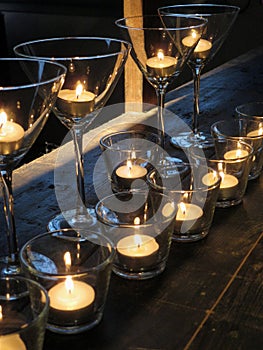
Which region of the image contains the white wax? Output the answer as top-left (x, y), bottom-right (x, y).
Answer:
top-left (0, 333), bottom-right (26, 350)
top-left (176, 203), bottom-right (203, 221)
top-left (116, 163), bottom-right (147, 179)
top-left (117, 234), bottom-right (159, 258)
top-left (58, 89), bottom-right (95, 103)
top-left (182, 36), bottom-right (212, 52)
top-left (247, 129), bottom-right (263, 137)
top-left (146, 56), bottom-right (177, 69)
top-left (57, 88), bottom-right (95, 117)
top-left (146, 51), bottom-right (177, 77)
top-left (202, 172), bottom-right (220, 187)
top-left (219, 173), bottom-right (239, 189)
top-left (0, 120), bottom-right (24, 155)
top-left (48, 279), bottom-right (95, 311)
top-left (224, 149), bottom-right (249, 159)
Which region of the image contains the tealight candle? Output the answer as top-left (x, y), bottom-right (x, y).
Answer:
top-left (203, 169), bottom-right (238, 199)
top-left (0, 305), bottom-right (26, 350)
top-left (0, 111), bottom-right (24, 155)
top-left (0, 334), bottom-right (26, 350)
top-left (49, 277), bottom-right (95, 311)
top-left (146, 50), bottom-right (177, 77)
top-left (113, 159), bottom-right (148, 191)
top-left (224, 149), bottom-right (249, 159)
top-left (182, 32), bottom-right (212, 60)
top-left (176, 202), bottom-right (203, 221)
top-left (247, 128), bottom-right (263, 137)
top-left (117, 233), bottom-right (159, 270)
top-left (57, 82), bottom-right (95, 117)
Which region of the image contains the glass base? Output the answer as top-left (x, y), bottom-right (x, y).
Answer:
top-left (47, 208), bottom-right (97, 232)
top-left (172, 230), bottom-right (209, 243)
top-left (0, 256), bottom-right (21, 276)
top-left (47, 313), bottom-right (103, 334)
top-left (170, 131), bottom-right (214, 149)
top-left (112, 261), bottom-right (166, 280)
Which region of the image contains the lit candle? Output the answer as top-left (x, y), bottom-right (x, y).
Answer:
top-left (176, 202), bottom-right (203, 221)
top-left (0, 111), bottom-right (24, 155)
top-left (182, 31), bottom-right (212, 60)
top-left (224, 149), bottom-right (249, 160)
top-left (57, 82), bottom-right (95, 117)
top-left (48, 277), bottom-right (95, 311)
top-left (247, 125), bottom-right (263, 137)
top-left (116, 218), bottom-right (159, 270)
top-left (0, 306), bottom-right (26, 350)
top-left (113, 159), bottom-right (148, 192)
top-left (47, 252), bottom-right (95, 326)
top-left (116, 160), bottom-right (147, 179)
top-left (146, 50), bottom-right (177, 77)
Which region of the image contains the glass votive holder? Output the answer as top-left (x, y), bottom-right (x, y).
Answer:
top-left (147, 162), bottom-right (221, 242)
top-left (235, 101), bottom-right (263, 119)
top-left (19, 229), bottom-right (115, 335)
top-left (0, 276), bottom-right (49, 350)
top-left (95, 190), bottom-right (176, 280)
top-left (211, 118), bottom-right (263, 180)
top-left (191, 138), bottom-right (253, 208)
top-left (99, 130), bottom-right (160, 193)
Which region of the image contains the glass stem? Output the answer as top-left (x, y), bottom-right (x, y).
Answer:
top-left (156, 88), bottom-right (166, 149)
top-left (71, 125), bottom-right (86, 217)
top-left (1, 169), bottom-right (20, 273)
top-left (192, 66), bottom-right (202, 135)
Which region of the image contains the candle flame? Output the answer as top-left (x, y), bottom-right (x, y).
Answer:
top-left (0, 111), bottom-right (7, 128)
top-left (259, 125), bottom-right (263, 135)
top-left (191, 30), bottom-right (197, 39)
top-left (179, 202), bottom-right (186, 216)
top-left (157, 50), bottom-right (164, 61)
top-left (65, 276), bottom-right (74, 294)
top-left (64, 251), bottom-right (71, 270)
top-left (76, 83), bottom-right (83, 99)
top-left (0, 305), bottom-right (2, 320)
top-left (134, 216), bottom-right (140, 225)
top-left (134, 234), bottom-right (142, 248)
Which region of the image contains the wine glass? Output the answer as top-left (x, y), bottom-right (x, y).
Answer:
top-left (158, 4), bottom-right (240, 148)
top-left (115, 14), bottom-right (207, 153)
top-left (14, 37), bottom-right (131, 231)
top-left (0, 58), bottom-right (66, 274)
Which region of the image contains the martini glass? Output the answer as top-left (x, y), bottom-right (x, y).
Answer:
top-left (115, 14), bottom-right (207, 152)
top-left (0, 58), bottom-right (66, 274)
top-left (14, 37), bottom-right (131, 231)
top-left (158, 4), bottom-right (240, 148)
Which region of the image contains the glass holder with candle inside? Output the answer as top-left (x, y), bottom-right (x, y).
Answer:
top-left (115, 14), bottom-right (207, 154)
top-left (158, 4), bottom-right (240, 149)
top-left (0, 58), bottom-right (66, 275)
top-left (96, 190), bottom-right (176, 280)
top-left (20, 229), bottom-right (115, 334)
top-left (147, 161), bottom-right (221, 242)
top-left (191, 137), bottom-right (253, 208)
top-left (99, 130), bottom-right (160, 193)
top-left (14, 37), bottom-right (131, 232)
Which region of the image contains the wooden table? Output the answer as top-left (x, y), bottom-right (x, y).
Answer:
top-left (1, 46), bottom-right (263, 349)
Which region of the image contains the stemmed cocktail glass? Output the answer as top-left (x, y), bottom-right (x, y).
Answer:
top-left (159, 4), bottom-right (240, 148)
top-left (0, 58), bottom-right (66, 274)
top-left (115, 14), bottom-right (207, 152)
top-left (14, 37), bottom-right (131, 231)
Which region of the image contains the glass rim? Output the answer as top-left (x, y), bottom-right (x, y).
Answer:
top-left (0, 57), bottom-right (66, 91)
top-left (95, 189), bottom-right (176, 228)
top-left (147, 164), bottom-right (221, 193)
top-left (14, 36), bottom-right (132, 61)
top-left (19, 229), bottom-right (115, 278)
top-left (158, 4), bottom-right (240, 16)
top-left (235, 101), bottom-right (263, 117)
top-left (99, 129), bottom-right (161, 151)
top-left (212, 119), bottom-right (263, 140)
top-left (115, 14), bottom-right (207, 31)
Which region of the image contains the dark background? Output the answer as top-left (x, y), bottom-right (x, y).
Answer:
top-left (0, 0), bottom-right (262, 164)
